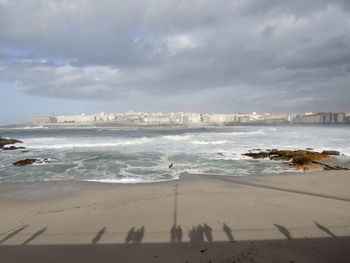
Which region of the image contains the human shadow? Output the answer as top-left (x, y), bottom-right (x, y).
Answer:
top-left (22, 227), bottom-right (47, 245)
top-left (2, 236), bottom-right (350, 262)
top-left (170, 225), bottom-right (183, 243)
top-left (315, 221), bottom-right (337, 238)
top-left (223, 223), bottom-right (234, 242)
top-left (134, 226), bottom-right (144, 244)
top-left (125, 227), bottom-right (135, 244)
top-left (0, 225), bottom-right (29, 245)
top-left (176, 225), bottom-right (183, 242)
top-left (125, 226), bottom-right (144, 244)
top-left (203, 223), bottom-right (213, 242)
top-left (188, 224), bottom-right (213, 243)
top-left (188, 225), bottom-right (204, 242)
top-left (274, 224), bottom-right (292, 240)
top-left (170, 225), bottom-right (176, 243)
top-left (92, 227), bottom-right (106, 245)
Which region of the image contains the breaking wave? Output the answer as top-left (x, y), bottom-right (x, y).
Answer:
top-left (25, 137), bottom-right (154, 149)
top-left (1, 125), bottom-right (350, 184)
top-left (191, 140), bottom-right (227, 145)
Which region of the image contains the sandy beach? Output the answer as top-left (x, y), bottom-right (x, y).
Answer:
top-left (0, 170), bottom-right (349, 262)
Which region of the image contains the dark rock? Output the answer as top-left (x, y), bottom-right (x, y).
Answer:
top-left (3, 146), bottom-right (26, 151)
top-left (243, 149), bottom-right (341, 171)
top-left (0, 137), bottom-right (23, 148)
top-left (242, 152), bottom-right (270, 159)
top-left (290, 156), bottom-right (312, 166)
top-left (312, 161), bottom-right (350, 170)
top-left (13, 159), bottom-right (38, 166)
top-left (321, 150), bottom-right (340, 155)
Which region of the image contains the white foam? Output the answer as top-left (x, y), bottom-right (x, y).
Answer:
top-left (87, 176), bottom-right (179, 184)
top-left (4, 126), bottom-right (49, 130)
top-left (25, 137), bottom-right (154, 149)
top-left (2, 126), bottom-right (350, 184)
top-left (230, 130), bottom-right (265, 136)
top-left (183, 168), bottom-right (206, 174)
top-left (31, 158), bottom-right (55, 166)
top-left (162, 135), bottom-right (193, 141)
top-left (267, 127), bottom-right (278, 131)
top-left (73, 156), bottom-right (100, 163)
top-left (210, 152), bottom-right (249, 160)
top-left (191, 140), bottom-right (227, 145)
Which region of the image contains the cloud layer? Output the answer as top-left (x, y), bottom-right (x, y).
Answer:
top-left (1, 0), bottom-right (350, 113)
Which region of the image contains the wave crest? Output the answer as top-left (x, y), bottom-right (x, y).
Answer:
top-left (26, 137), bottom-right (153, 149)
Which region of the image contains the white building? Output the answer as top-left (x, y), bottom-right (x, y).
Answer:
top-left (32, 115), bottom-right (57, 124)
top-left (57, 114), bottom-right (95, 123)
top-left (183, 113), bottom-right (202, 125)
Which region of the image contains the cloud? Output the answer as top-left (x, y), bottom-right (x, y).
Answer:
top-left (0, 0), bottom-right (350, 113)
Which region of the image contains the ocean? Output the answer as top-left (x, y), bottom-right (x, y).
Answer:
top-left (1, 125), bottom-right (349, 183)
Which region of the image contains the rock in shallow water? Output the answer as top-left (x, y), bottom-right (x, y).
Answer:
top-left (13, 159), bottom-right (38, 166)
top-left (13, 158), bottom-right (51, 166)
top-left (243, 149), bottom-right (340, 171)
top-left (321, 150), bottom-right (340, 155)
top-left (0, 137), bottom-right (23, 148)
top-left (3, 146), bottom-right (26, 151)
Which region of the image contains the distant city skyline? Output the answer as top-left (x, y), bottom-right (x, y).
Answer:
top-left (1, 1), bottom-right (350, 125)
top-left (31, 111), bottom-right (349, 126)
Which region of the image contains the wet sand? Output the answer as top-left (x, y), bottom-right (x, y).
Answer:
top-left (1, 170), bottom-right (350, 262)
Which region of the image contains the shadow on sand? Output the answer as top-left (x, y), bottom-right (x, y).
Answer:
top-left (223, 223), bottom-right (234, 242)
top-left (0, 225), bottom-right (29, 245)
top-left (314, 221), bottom-right (337, 238)
top-left (1, 222), bottom-right (349, 263)
top-left (188, 224), bottom-right (213, 243)
top-left (92, 227), bottom-right (106, 244)
top-left (21, 227), bottom-right (47, 245)
top-left (125, 226), bottom-right (145, 244)
top-left (170, 225), bottom-right (182, 243)
top-left (1, 236), bottom-right (349, 263)
top-left (274, 224), bottom-right (292, 240)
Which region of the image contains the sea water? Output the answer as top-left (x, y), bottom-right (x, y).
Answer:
top-left (0, 125), bottom-right (349, 183)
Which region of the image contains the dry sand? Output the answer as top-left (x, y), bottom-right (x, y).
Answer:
top-left (0, 170), bottom-right (350, 262)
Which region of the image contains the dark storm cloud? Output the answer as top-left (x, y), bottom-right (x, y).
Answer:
top-left (0, 0), bottom-right (350, 112)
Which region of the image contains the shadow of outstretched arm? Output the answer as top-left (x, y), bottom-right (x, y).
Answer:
top-left (0, 225), bottom-right (29, 245)
top-left (22, 227), bottom-right (47, 246)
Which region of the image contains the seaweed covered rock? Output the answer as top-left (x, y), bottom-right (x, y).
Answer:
top-left (13, 158), bottom-right (51, 166)
top-left (290, 156), bottom-right (313, 166)
top-left (243, 149), bottom-right (341, 171)
top-left (243, 152), bottom-right (270, 159)
top-left (288, 156), bottom-right (321, 171)
top-left (270, 150), bottom-right (329, 162)
top-left (13, 159), bottom-right (38, 166)
top-left (3, 146), bottom-right (26, 151)
top-left (321, 150), bottom-right (340, 156)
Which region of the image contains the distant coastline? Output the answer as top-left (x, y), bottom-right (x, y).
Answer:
top-left (27, 111), bottom-right (350, 127)
top-left (1, 122), bottom-right (350, 129)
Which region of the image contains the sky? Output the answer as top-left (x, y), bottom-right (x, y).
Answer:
top-left (0, 0), bottom-right (350, 124)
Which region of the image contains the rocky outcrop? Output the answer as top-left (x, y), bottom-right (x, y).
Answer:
top-left (243, 152), bottom-right (270, 159)
top-left (3, 146), bottom-right (26, 151)
top-left (0, 137), bottom-right (23, 150)
top-left (321, 150), bottom-right (340, 156)
top-left (13, 159), bottom-right (38, 166)
top-left (13, 158), bottom-right (51, 166)
top-left (243, 149), bottom-right (343, 171)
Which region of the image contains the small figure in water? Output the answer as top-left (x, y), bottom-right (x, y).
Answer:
top-left (169, 163), bottom-right (173, 168)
